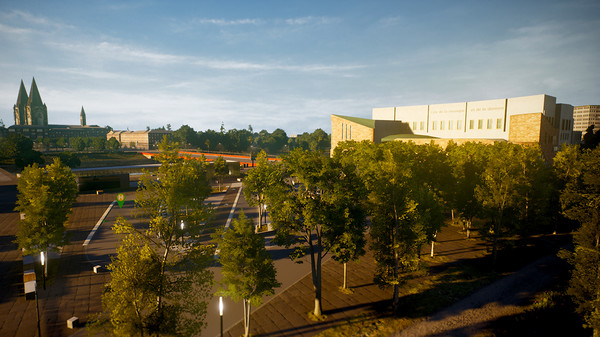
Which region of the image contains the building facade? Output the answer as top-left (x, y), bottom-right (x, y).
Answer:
top-left (14, 78), bottom-right (48, 126)
top-left (573, 105), bottom-right (600, 135)
top-left (107, 130), bottom-right (173, 150)
top-left (8, 78), bottom-right (108, 140)
top-left (332, 94), bottom-right (574, 161)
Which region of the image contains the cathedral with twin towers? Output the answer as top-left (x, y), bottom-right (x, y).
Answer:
top-left (8, 78), bottom-right (107, 140)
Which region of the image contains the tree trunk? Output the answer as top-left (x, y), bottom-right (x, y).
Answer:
top-left (44, 248), bottom-right (48, 278)
top-left (466, 219), bottom-right (471, 239)
top-left (343, 262), bottom-right (347, 289)
top-left (243, 299), bottom-right (251, 337)
top-left (309, 235), bottom-right (323, 317)
top-left (392, 222), bottom-right (400, 314)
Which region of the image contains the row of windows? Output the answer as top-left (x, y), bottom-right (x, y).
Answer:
top-left (468, 118), bottom-right (503, 130)
top-left (409, 118), bottom-right (504, 132)
top-left (431, 120), bottom-right (464, 131)
top-left (341, 123), bottom-right (352, 140)
top-left (561, 119), bottom-right (572, 131)
top-left (412, 121), bottom-right (426, 131)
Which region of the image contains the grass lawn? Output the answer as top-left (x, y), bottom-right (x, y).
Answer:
top-left (45, 151), bottom-right (158, 168)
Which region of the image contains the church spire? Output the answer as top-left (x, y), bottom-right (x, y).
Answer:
top-left (14, 80), bottom-right (29, 125)
top-left (16, 80), bottom-right (28, 107)
top-left (27, 77), bottom-right (43, 107)
top-left (25, 77), bottom-right (48, 126)
top-left (80, 106), bottom-right (87, 126)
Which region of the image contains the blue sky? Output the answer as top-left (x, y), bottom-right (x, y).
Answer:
top-left (1, 0), bottom-right (599, 134)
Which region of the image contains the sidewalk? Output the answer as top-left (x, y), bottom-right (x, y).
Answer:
top-left (222, 224), bottom-right (488, 337)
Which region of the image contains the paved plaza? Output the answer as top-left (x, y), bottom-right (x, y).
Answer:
top-left (1, 166), bottom-right (522, 337)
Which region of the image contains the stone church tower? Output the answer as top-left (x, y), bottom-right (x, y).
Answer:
top-left (13, 78), bottom-right (48, 126)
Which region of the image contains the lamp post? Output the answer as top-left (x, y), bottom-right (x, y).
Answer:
top-left (219, 296), bottom-right (223, 337)
top-left (180, 220), bottom-right (185, 245)
top-left (40, 251), bottom-right (46, 290)
top-left (35, 281), bottom-right (41, 337)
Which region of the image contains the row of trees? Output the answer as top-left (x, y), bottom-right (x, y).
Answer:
top-left (556, 146), bottom-right (600, 336)
top-left (243, 139), bottom-right (570, 318)
top-left (95, 139), bottom-right (215, 336)
top-left (97, 139), bottom-right (281, 337)
top-left (173, 124), bottom-right (330, 154)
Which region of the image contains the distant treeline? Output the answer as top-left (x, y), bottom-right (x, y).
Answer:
top-left (171, 125), bottom-right (330, 155)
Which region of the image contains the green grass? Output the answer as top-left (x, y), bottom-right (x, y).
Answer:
top-left (45, 151), bottom-right (157, 168)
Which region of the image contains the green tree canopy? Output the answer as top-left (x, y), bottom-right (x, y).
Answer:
top-left (213, 155), bottom-right (228, 191)
top-left (102, 138), bottom-right (214, 336)
top-left (335, 140), bottom-right (446, 313)
top-left (557, 146), bottom-right (600, 335)
top-left (215, 211), bottom-right (280, 337)
top-left (266, 148), bottom-right (366, 317)
top-left (15, 158), bottom-right (78, 254)
top-left (0, 133), bottom-right (44, 169)
top-left (243, 150), bottom-right (282, 228)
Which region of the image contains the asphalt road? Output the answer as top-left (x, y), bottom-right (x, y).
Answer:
top-left (81, 182), bottom-right (324, 337)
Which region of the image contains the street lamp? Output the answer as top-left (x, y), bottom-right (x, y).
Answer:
top-left (219, 296), bottom-right (224, 337)
top-left (180, 220), bottom-right (185, 245)
top-left (40, 251), bottom-right (46, 290)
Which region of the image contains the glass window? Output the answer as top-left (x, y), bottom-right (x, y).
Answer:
top-left (420, 121), bottom-right (425, 130)
top-left (440, 121), bottom-right (445, 130)
top-left (496, 118), bottom-right (502, 129)
top-left (457, 120), bottom-right (463, 130)
top-left (413, 122), bottom-right (417, 130)
top-left (469, 120), bottom-right (474, 129)
top-left (487, 119), bottom-right (492, 129)
top-left (432, 121), bottom-right (437, 130)
top-left (448, 120), bottom-right (453, 130)
top-left (478, 120), bottom-right (483, 129)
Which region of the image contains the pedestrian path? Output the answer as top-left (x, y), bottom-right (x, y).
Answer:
top-left (222, 225), bottom-right (488, 337)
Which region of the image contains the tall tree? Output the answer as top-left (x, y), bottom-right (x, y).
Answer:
top-left (213, 155), bottom-right (228, 191)
top-left (446, 141), bottom-right (487, 238)
top-left (338, 141), bottom-right (445, 313)
top-left (330, 147), bottom-right (368, 290)
top-left (102, 224), bottom-right (161, 336)
top-left (102, 138), bottom-right (214, 336)
top-left (215, 211), bottom-right (280, 337)
top-left (475, 142), bottom-right (547, 265)
top-left (243, 151), bottom-right (282, 229)
top-left (557, 146), bottom-right (600, 336)
top-left (15, 158), bottom-right (78, 275)
top-left (266, 149), bottom-right (364, 317)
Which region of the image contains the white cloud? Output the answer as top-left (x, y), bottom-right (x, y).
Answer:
top-left (0, 22), bottom-right (33, 36)
top-left (2, 10), bottom-right (74, 30)
top-left (285, 16), bottom-right (337, 26)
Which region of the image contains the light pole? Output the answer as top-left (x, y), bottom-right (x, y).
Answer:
top-left (40, 251), bottom-right (46, 290)
top-left (219, 296), bottom-right (224, 337)
top-left (180, 220), bottom-right (185, 245)
top-left (35, 281), bottom-right (41, 337)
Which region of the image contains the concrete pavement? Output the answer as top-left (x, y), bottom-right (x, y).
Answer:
top-left (0, 167), bottom-right (493, 337)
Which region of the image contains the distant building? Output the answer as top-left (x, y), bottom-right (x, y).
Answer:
top-left (332, 94), bottom-right (575, 161)
top-left (107, 130), bottom-right (172, 150)
top-left (7, 78), bottom-right (108, 140)
top-left (573, 105), bottom-right (600, 136)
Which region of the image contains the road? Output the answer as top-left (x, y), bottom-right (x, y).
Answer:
top-left (81, 182), bottom-right (323, 337)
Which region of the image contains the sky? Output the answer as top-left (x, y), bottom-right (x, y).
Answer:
top-left (1, 0), bottom-right (599, 135)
